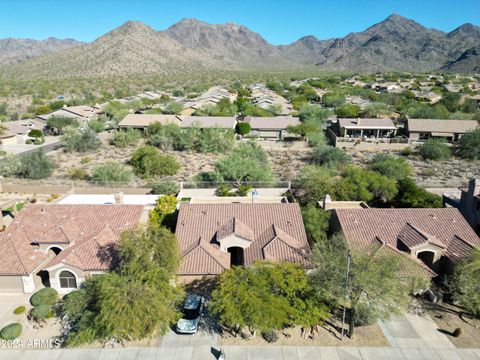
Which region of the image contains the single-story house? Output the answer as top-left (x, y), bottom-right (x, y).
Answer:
top-left (0, 204), bottom-right (144, 293)
top-left (405, 118), bottom-right (478, 142)
top-left (180, 116), bottom-right (237, 129)
top-left (117, 114), bottom-right (183, 130)
top-left (0, 119), bottom-right (46, 145)
top-left (175, 203), bottom-right (310, 282)
top-left (332, 208), bottom-right (480, 277)
top-left (37, 105), bottom-right (103, 123)
top-left (244, 116), bottom-right (301, 140)
top-left (335, 118), bottom-right (397, 138)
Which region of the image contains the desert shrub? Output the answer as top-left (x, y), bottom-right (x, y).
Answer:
top-left (87, 119), bottom-right (105, 133)
top-left (335, 104), bottom-right (360, 118)
top-left (18, 150), bottom-right (54, 179)
top-left (353, 303), bottom-right (376, 327)
top-left (30, 288), bottom-right (58, 306)
top-left (418, 139), bottom-right (451, 161)
top-left (235, 122), bottom-right (251, 136)
top-left (400, 147), bottom-right (412, 156)
top-left (151, 181), bottom-right (180, 195)
top-left (368, 153), bottom-right (412, 181)
top-left (80, 156), bottom-right (92, 164)
top-left (311, 146), bottom-right (350, 167)
top-left (46, 116), bottom-right (79, 135)
top-left (30, 305), bottom-right (55, 320)
top-left (91, 162), bottom-right (133, 184)
top-left (0, 155), bottom-right (21, 177)
top-left (13, 306), bottom-right (26, 315)
top-left (69, 167), bottom-right (89, 180)
top-left (261, 329), bottom-right (279, 343)
top-left (0, 323), bottom-right (22, 340)
top-left (457, 128), bottom-right (480, 160)
top-left (111, 129), bottom-right (141, 148)
top-left (62, 129), bottom-right (100, 153)
top-left (131, 146), bottom-right (180, 178)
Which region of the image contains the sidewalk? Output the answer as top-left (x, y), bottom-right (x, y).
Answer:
top-left (1, 346), bottom-right (480, 360)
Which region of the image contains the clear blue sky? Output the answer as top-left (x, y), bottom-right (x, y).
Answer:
top-left (1, 0), bottom-right (478, 44)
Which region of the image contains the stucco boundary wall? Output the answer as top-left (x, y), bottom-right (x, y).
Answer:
top-left (0, 181), bottom-right (152, 195)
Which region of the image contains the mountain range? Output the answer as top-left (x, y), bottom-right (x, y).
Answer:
top-left (0, 14), bottom-right (479, 79)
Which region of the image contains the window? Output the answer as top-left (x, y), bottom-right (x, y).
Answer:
top-left (59, 270), bottom-right (77, 289)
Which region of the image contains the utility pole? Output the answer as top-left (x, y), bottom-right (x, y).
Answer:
top-left (341, 251), bottom-right (351, 340)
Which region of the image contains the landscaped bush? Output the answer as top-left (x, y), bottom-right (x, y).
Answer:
top-left (311, 146), bottom-right (351, 168)
top-left (418, 139), bottom-right (452, 161)
top-left (30, 287), bottom-right (58, 306)
top-left (353, 303), bottom-right (376, 327)
top-left (235, 122), bottom-right (251, 136)
top-left (151, 181), bottom-right (180, 195)
top-left (130, 146), bottom-right (180, 178)
top-left (261, 329), bottom-right (279, 343)
top-left (111, 129), bottom-right (141, 148)
top-left (68, 167), bottom-right (89, 180)
top-left (30, 304), bottom-right (55, 320)
top-left (13, 306), bottom-right (26, 315)
top-left (91, 162), bottom-right (133, 184)
top-left (0, 323), bottom-right (22, 340)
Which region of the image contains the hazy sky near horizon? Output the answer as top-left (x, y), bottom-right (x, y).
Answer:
top-left (1, 0), bottom-right (479, 44)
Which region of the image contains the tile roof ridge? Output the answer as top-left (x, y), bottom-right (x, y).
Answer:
top-left (5, 233), bottom-right (29, 275)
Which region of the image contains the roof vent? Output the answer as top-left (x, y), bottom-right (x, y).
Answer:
top-left (40, 208), bottom-right (45, 214)
top-left (202, 210), bottom-right (207, 215)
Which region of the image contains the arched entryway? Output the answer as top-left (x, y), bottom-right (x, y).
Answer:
top-left (37, 270), bottom-right (50, 287)
top-left (417, 251), bottom-right (435, 268)
top-left (48, 246), bottom-right (63, 256)
top-left (228, 247), bottom-right (244, 266)
top-left (59, 270), bottom-right (77, 289)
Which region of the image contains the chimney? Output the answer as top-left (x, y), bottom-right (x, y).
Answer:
top-left (114, 192), bottom-right (124, 205)
top-left (323, 194), bottom-right (332, 211)
top-left (468, 178), bottom-right (480, 197)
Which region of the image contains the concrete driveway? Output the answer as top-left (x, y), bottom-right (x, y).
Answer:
top-left (0, 292), bottom-right (30, 330)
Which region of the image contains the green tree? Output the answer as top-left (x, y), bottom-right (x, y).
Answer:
top-left (310, 234), bottom-right (411, 338)
top-left (212, 142), bottom-right (273, 186)
top-left (62, 224), bottom-right (183, 346)
top-left (149, 195), bottom-right (177, 227)
top-left (62, 129), bottom-right (100, 153)
top-left (0, 156), bottom-right (21, 177)
top-left (18, 150), bottom-right (54, 179)
top-left (418, 139), bottom-right (452, 161)
top-left (394, 178), bottom-right (442, 208)
top-left (449, 249), bottom-right (480, 318)
top-left (368, 154), bottom-right (411, 181)
top-left (210, 262), bottom-right (328, 337)
top-left (151, 181), bottom-right (180, 195)
top-left (335, 104), bottom-right (360, 118)
top-left (322, 93), bottom-right (345, 108)
top-left (130, 146), bottom-right (180, 178)
top-left (301, 206), bottom-right (331, 245)
top-left (46, 116), bottom-right (79, 135)
top-left (163, 101), bottom-right (184, 115)
top-left (91, 162), bottom-right (133, 184)
top-left (311, 146), bottom-right (351, 168)
top-left (293, 165), bottom-right (337, 206)
top-left (458, 128), bottom-right (480, 160)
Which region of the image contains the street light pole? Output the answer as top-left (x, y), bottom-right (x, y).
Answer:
top-left (341, 251), bottom-right (351, 340)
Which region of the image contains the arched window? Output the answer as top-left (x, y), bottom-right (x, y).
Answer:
top-left (59, 270), bottom-right (77, 289)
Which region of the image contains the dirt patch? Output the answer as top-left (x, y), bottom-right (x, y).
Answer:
top-left (421, 299), bottom-right (480, 348)
top-left (218, 319), bottom-right (389, 347)
top-left (47, 135), bottom-right (311, 183)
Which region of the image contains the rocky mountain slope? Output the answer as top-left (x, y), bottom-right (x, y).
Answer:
top-left (0, 15), bottom-right (478, 78)
top-left (0, 37), bottom-right (82, 65)
top-left (280, 15), bottom-right (480, 72)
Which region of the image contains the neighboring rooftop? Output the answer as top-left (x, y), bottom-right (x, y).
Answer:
top-left (180, 116), bottom-right (237, 129)
top-left (245, 116), bottom-right (300, 129)
top-left (407, 118), bottom-right (479, 133)
top-left (337, 118), bottom-right (396, 129)
top-left (117, 114), bottom-right (182, 128)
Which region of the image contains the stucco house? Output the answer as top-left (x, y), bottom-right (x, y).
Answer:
top-left (332, 208), bottom-right (480, 277)
top-left (0, 204), bottom-right (144, 294)
top-left (0, 119), bottom-right (45, 145)
top-left (174, 203), bottom-right (310, 283)
top-left (117, 114), bottom-right (183, 130)
top-left (37, 105), bottom-right (103, 124)
top-left (244, 116), bottom-right (301, 140)
top-left (405, 119), bottom-right (478, 142)
top-left (334, 118), bottom-right (398, 139)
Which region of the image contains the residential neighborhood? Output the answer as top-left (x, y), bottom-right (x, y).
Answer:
top-left (0, 2), bottom-right (479, 359)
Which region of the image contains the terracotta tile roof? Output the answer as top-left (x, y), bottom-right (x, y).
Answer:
top-left (397, 223), bottom-right (445, 249)
top-left (217, 217), bottom-right (254, 242)
top-left (0, 204), bottom-right (144, 275)
top-left (175, 203), bottom-right (309, 275)
top-left (445, 236), bottom-right (476, 263)
top-left (335, 208), bottom-right (480, 275)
